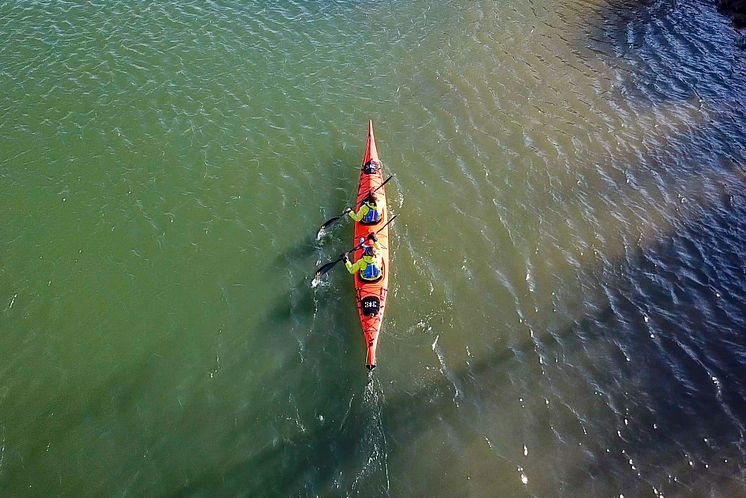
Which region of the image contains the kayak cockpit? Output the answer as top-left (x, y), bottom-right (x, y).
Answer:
top-left (363, 160), bottom-right (380, 174)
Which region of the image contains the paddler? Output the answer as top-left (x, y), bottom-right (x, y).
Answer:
top-left (344, 192), bottom-right (382, 225)
top-left (343, 233), bottom-right (383, 281)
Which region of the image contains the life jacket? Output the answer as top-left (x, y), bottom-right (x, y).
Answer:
top-left (361, 202), bottom-right (381, 224)
top-left (359, 254), bottom-right (382, 281)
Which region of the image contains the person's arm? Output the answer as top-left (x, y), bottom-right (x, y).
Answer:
top-left (347, 204), bottom-right (369, 222)
top-left (344, 255), bottom-right (364, 274)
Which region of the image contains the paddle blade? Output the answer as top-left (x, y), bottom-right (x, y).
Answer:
top-left (311, 273), bottom-right (323, 288)
top-left (320, 215), bottom-right (341, 230)
top-left (314, 259), bottom-right (340, 279)
top-left (316, 215), bottom-right (342, 240)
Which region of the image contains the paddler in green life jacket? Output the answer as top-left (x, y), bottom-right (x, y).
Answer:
top-left (344, 233), bottom-right (383, 281)
top-left (344, 192), bottom-right (382, 225)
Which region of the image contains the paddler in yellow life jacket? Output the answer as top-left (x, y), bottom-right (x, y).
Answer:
top-left (343, 233), bottom-right (383, 281)
top-left (344, 192), bottom-right (382, 225)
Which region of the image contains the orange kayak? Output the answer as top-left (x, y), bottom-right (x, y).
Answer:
top-left (353, 121), bottom-right (389, 370)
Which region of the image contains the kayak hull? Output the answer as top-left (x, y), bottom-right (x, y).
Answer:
top-left (353, 121), bottom-right (389, 369)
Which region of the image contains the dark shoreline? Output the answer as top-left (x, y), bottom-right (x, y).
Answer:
top-left (719, 0), bottom-right (746, 27)
top-left (719, 0), bottom-right (746, 47)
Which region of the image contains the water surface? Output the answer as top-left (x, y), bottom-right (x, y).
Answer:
top-left (1, 0), bottom-right (745, 496)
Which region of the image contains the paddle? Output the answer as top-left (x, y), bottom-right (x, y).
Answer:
top-left (313, 214), bottom-right (398, 281)
top-left (316, 175), bottom-right (393, 236)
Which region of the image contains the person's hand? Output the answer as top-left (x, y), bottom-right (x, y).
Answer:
top-left (367, 233), bottom-right (378, 242)
top-left (343, 207), bottom-right (352, 214)
top-left (342, 253), bottom-right (350, 263)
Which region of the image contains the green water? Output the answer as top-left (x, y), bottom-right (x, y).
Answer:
top-left (2, 0), bottom-right (746, 496)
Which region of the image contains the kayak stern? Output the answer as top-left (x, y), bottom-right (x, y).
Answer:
top-left (365, 327), bottom-right (379, 370)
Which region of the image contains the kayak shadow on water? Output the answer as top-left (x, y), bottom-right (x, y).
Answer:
top-left (272, 233), bottom-right (320, 266)
top-left (264, 275), bottom-right (327, 325)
